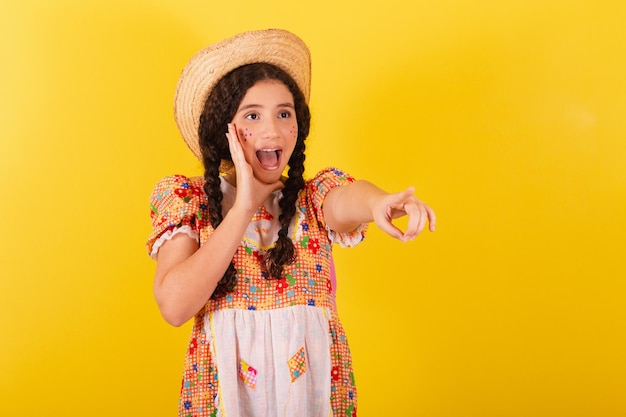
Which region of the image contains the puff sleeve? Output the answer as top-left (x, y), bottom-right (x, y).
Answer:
top-left (305, 167), bottom-right (368, 247)
top-left (146, 175), bottom-right (206, 259)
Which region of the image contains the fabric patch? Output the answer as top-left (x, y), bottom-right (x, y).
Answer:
top-left (251, 205), bottom-right (274, 221)
top-left (239, 359), bottom-right (257, 389)
top-left (288, 347), bottom-right (307, 382)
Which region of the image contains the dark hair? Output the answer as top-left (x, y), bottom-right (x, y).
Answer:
top-left (198, 63), bottom-right (311, 299)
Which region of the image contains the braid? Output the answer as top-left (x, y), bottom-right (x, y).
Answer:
top-left (264, 138), bottom-right (306, 278)
top-left (198, 113), bottom-right (238, 299)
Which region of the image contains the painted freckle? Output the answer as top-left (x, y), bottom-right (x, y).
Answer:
top-left (241, 128), bottom-right (252, 141)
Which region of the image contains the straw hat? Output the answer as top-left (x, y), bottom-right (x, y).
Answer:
top-left (174, 29), bottom-right (312, 160)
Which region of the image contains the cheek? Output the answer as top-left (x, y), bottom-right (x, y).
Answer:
top-left (238, 127), bottom-right (255, 141)
top-left (289, 125), bottom-right (297, 139)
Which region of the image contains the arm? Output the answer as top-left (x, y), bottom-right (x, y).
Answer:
top-left (153, 203), bottom-right (256, 327)
top-left (323, 180), bottom-right (436, 242)
top-left (153, 124), bottom-right (283, 326)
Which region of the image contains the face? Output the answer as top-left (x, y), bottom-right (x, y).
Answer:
top-left (231, 79), bottom-right (298, 184)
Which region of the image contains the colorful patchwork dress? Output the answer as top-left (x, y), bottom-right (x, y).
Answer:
top-left (147, 167), bottom-right (367, 417)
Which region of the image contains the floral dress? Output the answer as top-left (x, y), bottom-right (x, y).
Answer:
top-left (147, 167), bottom-right (367, 417)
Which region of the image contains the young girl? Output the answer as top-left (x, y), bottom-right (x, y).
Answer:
top-left (147, 29), bottom-right (435, 417)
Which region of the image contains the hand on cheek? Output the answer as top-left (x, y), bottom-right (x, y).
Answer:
top-left (226, 123), bottom-right (283, 212)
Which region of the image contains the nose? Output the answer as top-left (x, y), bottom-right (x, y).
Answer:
top-left (260, 118), bottom-right (280, 139)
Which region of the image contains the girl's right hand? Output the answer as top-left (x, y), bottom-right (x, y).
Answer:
top-left (226, 123), bottom-right (284, 214)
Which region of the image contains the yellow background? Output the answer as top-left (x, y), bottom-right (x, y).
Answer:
top-left (1, 0), bottom-right (625, 416)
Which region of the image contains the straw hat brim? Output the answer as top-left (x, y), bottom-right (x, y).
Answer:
top-left (174, 29), bottom-right (311, 161)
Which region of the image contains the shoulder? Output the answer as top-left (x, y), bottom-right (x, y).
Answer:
top-left (307, 167), bottom-right (355, 184)
top-left (149, 174), bottom-right (207, 223)
top-left (147, 175), bottom-right (207, 256)
top-left (299, 167), bottom-right (368, 247)
top-left (151, 174), bottom-right (205, 199)
top-left (301, 167), bottom-right (356, 214)
top-left (304, 167), bottom-right (356, 194)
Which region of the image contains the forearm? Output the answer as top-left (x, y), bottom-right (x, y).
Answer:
top-left (154, 204), bottom-right (254, 326)
top-left (324, 179), bottom-right (436, 241)
top-left (323, 180), bottom-right (386, 233)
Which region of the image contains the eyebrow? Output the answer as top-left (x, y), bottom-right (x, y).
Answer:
top-left (237, 102), bottom-right (295, 112)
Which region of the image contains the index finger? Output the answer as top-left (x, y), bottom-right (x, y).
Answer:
top-left (402, 201), bottom-right (426, 240)
top-left (403, 201), bottom-right (436, 240)
top-left (426, 205), bottom-right (436, 232)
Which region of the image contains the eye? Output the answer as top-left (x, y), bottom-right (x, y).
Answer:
top-left (278, 110), bottom-right (292, 119)
top-left (245, 113), bottom-right (259, 121)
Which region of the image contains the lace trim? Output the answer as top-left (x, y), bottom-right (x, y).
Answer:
top-left (326, 222), bottom-right (367, 248)
top-left (150, 225), bottom-right (198, 259)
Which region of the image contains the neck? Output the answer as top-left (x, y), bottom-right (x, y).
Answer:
top-left (222, 171), bottom-right (288, 188)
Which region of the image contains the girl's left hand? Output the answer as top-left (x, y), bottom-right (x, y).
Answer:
top-left (371, 187), bottom-right (436, 242)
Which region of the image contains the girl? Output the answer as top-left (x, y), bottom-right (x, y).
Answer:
top-left (147, 29), bottom-right (435, 417)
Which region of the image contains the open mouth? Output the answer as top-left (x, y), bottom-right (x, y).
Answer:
top-left (256, 149), bottom-right (282, 169)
